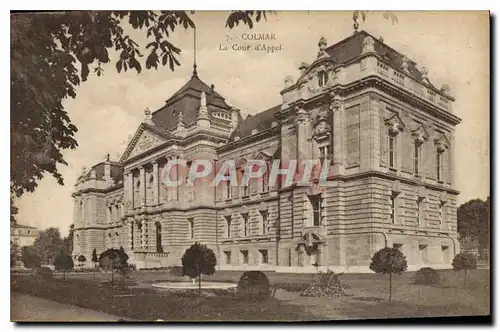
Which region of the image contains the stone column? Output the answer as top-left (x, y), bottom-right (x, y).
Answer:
top-left (317, 244), bottom-right (323, 266)
top-left (298, 245), bottom-right (306, 267)
top-left (371, 98), bottom-right (381, 171)
top-left (139, 166), bottom-right (146, 207)
top-left (330, 93), bottom-right (345, 174)
top-left (296, 107), bottom-right (311, 163)
top-left (152, 161), bottom-right (159, 206)
top-left (126, 171), bottom-right (134, 209)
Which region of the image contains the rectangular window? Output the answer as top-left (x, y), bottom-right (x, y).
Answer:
top-left (224, 216), bottom-right (232, 238)
top-left (389, 135), bottom-right (396, 168)
top-left (259, 249), bottom-right (269, 264)
top-left (319, 145), bottom-right (328, 162)
top-left (414, 143), bottom-right (421, 175)
top-left (187, 218), bottom-right (194, 239)
top-left (260, 210), bottom-right (268, 235)
top-left (240, 250), bottom-right (249, 264)
top-left (416, 198), bottom-right (422, 226)
top-left (419, 244), bottom-right (428, 264)
top-left (439, 202), bottom-right (445, 226)
top-left (242, 213), bottom-right (249, 237)
top-left (262, 162), bottom-right (269, 192)
top-left (436, 149), bottom-right (443, 181)
top-left (390, 193), bottom-right (397, 224)
top-left (226, 181), bottom-right (232, 200)
top-left (224, 251), bottom-right (231, 265)
top-left (309, 195), bottom-right (322, 226)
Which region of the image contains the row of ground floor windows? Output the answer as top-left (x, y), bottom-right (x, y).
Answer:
top-left (223, 249), bottom-right (269, 265)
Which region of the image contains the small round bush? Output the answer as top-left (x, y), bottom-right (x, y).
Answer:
top-left (35, 266), bottom-right (53, 279)
top-left (413, 267), bottom-right (440, 285)
top-left (237, 271), bottom-right (271, 299)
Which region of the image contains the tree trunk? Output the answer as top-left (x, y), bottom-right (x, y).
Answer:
top-left (111, 269), bottom-right (114, 286)
top-left (389, 273), bottom-right (392, 303)
top-left (464, 269), bottom-right (467, 288)
top-left (198, 274), bottom-right (202, 293)
top-left (63, 270), bottom-right (66, 280)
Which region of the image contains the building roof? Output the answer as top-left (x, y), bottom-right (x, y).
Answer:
top-left (152, 71), bottom-right (232, 131)
top-left (325, 30), bottom-right (439, 92)
top-left (79, 161), bottom-right (123, 184)
top-left (11, 222), bottom-right (37, 230)
top-left (229, 105), bottom-right (280, 140)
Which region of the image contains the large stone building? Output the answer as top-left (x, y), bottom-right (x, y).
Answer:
top-left (72, 31), bottom-right (461, 272)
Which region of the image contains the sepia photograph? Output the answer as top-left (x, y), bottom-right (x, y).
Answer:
top-left (10, 10), bottom-right (490, 322)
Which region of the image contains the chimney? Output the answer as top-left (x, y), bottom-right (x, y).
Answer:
top-left (104, 153), bottom-right (111, 181)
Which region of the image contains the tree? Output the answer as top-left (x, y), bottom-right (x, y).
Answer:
top-left (181, 242), bottom-right (216, 292)
top-left (77, 254), bottom-right (86, 268)
top-left (33, 227), bottom-right (64, 265)
top-left (54, 249), bottom-right (74, 280)
top-left (452, 252), bottom-right (477, 287)
top-left (62, 224), bottom-right (74, 255)
top-left (369, 247), bottom-right (408, 302)
top-left (99, 247), bottom-right (129, 286)
top-left (10, 11), bottom-right (269, 219)
top-left (21, 246), bottom-right (41, 269)
top-left (457, 197), bottom-right (490, 258)
top-left (91, 248), bottom-right (98, 268)
top-left (10, 241), bottom-right (21, 268)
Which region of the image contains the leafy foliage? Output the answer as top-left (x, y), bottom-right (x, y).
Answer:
top-left (91, 248), bottom-right (98, 265)
top-left (21, 246), bottom-right (41, 269)
top-left (35, 266), bottom-right (54, 279)
top-left (413, 267), bottom-right (440, 285)
top-left (10, 10), bottom-right (269, 218)
top-left (99, 247), bottom-right (130, 286)
top-left (225, 11), bottom-right (270, 29)
top-left (370, 247), bottom-right (408, 275)
top-left (370, 247), bottom-right (407, 302)
top-left (77, 254), bottom-right (87, 264)
top-left (457, 197), bottom-right (490, 253)
top-left (181, 242), bottom-right (216, 291)
top-left (32, 227), bottom-right (64, 265)
top-left (237, 271), bottom-right (271, 299)
top-left (11, 241), bottom-right (21, 268)
top-left (300, 269), bottom-right (350, 298)
top-left (452, 252), bottom-right (477, 287)
top-left (452, 252), bottom-right (477, 271)
top-left (54, 249), bottom-right (74, 279)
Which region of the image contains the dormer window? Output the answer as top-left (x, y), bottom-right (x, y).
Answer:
top-left (318, 71), bottom-right (328, 87)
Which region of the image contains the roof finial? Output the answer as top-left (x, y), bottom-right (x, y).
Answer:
top-left (143, 107), bottom-right (153, 125)
top-left (106, 153), bottom-right (110, 162)
top-left (192, 27), bottom-right (198, 77)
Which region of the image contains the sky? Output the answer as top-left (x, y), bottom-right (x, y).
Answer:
top-left (15, 11), bottom-right (490, 236)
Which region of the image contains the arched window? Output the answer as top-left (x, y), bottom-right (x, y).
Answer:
top-left (318, 71), bottom-right (328, 87)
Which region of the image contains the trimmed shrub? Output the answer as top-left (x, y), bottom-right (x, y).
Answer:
top-left (35, 266), bottom-right (53, 279)
top-left (237, 271), bottom-right (271, 299)
top-left (300, 270), bottom-right (349, 298)
top-left (413, 267), bottom-right (440, 285)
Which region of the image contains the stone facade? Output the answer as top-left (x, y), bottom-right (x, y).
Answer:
top-left (72, 31), bottom-right (461, 272)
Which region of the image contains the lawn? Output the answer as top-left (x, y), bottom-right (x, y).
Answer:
top-left (11, 268), bottom-right (490, 321)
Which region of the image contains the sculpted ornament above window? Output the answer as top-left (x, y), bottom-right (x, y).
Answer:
top-left (329, 93), bottom-right (342, 111)
top-left (296, 108), bottom-right (310, 123)
top-left (411, 124), bottom-right (428, 145)
top-left (385, 114), bottom-right (404, 135)
top-left (434, 133), bottom-right (450, 152)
